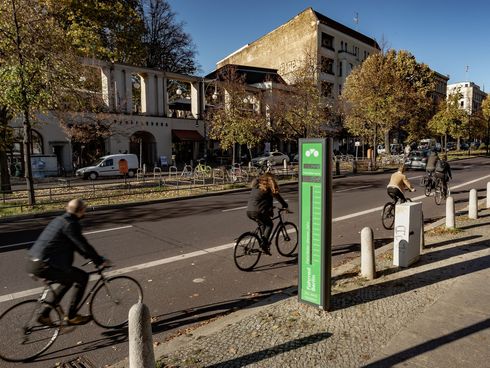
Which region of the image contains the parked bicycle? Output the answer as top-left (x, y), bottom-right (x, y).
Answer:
top-left (194, 159), bottom-right (212, 178)
top-left (0, 262), bottom-right (143, 362)
top-left (234, 207), bottom-right (298, 271)
top-left (381, 197), bottom-right (412, 230)
top-left (434, 177), bottom-right (451, 205)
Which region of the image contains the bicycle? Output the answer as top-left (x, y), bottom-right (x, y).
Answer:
top-left (0, 262), bottom-right (143, 362)
top-left (194, 159), bottom-right (212, 178)
top-left (420, 172), bottom-right (436, 197)
top-left (381, 195), bottom-right (413, 230)
top-left (234, 208), bottom-right (298, 271)
top-left (227, 163), bottom-right (249, 183)
top-left (434, 177), bottom-right (451, 205)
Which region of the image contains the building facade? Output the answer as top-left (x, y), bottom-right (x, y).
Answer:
top-left (216, 7), bottom-right (380, 98)
top-left (447, 81), bottom-right (487, 114)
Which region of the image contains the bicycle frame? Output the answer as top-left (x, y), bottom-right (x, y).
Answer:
top-left (39, 267), bottom-right (110, 318)
top-left (253, 209), bottom-right (287, 243)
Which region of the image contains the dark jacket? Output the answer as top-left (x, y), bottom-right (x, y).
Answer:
top-left (426, 152), bottom-right (439, 172)
top-left (29, 213), bottom-right (104, 270)
top-left (247, 179), bottom-right (288, 215)
top-left (435, 160), bottom-right (452, 179)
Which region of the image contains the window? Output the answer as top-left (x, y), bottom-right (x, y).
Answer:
top-left (339, 84), bottom-right (342, 95)
top-left (320, 56), bottom-right (334, 75)
top-left (460, 101), bottom-right (464, 107)
top-left (321, 81), bottom-right (334, 97)
top-left (321, 33), bottom-right (334, 50)
top-left (340, 41), bottom-right (344, 50)
top-left (338, 61), bottom-right (343, 77)
top-left (103, 159), bottom-right (113, 167)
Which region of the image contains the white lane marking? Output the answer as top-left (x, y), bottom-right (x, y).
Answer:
top-left (1, 225), bottom-right (133, 250)
top-left (336, 185), bottom-right (372, 193)
top-left (3, 174), bottom-right (489, 303)
top-left (408, 175), bottom-right (423, 180)
top-left (222, 200), bottom-right (289, 212)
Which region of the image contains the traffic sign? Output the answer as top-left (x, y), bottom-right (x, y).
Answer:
top-left (298, 138), bottom-right (332, 310)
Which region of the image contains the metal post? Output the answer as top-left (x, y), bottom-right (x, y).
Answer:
top-left (487, 182), bottom-right (490, 209)
top-left (360, 227), bottom-right (375, 280)
top-left (469, 188), bottom-right (478, 219)
top-left (335, 160), bottom-right (340, 176)
top-left (446, 196), bottom-right (455, 228)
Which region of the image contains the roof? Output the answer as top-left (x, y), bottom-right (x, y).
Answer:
top-left (205, 64), bottom-right (286, 85)
top-left (312, 9), bottom-right (380, 49)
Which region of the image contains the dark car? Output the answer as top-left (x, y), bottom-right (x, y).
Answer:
top-left (404, 150), bottom-right (429, 170)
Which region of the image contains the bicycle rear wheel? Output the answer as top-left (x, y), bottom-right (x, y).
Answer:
top-left (275, 222), bottom-right (298, 256)
top-left (90, 276), bottom-right (143, 329)
top-left (434, 185), bottom-right (443, 205)
top-left (234, 232), bottom-right (262, 271)
top-left (0, 300), bottom-right (61, 362)
top-left (381, 203), bottom-right (395, 230)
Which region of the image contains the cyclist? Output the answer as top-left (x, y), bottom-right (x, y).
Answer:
top-left (387, 164), bottom-right (415, 203)
top-left (434, 153), bottom-right (452, 195)
top-left (246, 173), bottom-right (288, 255)
top-left (27, 199), bottom-right (110, 326)
top-left (425, 150), bottom-right (439, 175)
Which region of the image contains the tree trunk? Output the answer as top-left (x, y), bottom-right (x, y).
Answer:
top-left (457, 137), bottom-right (461, 151)
top-left (0, 148), bottom-right (11, 194)
top-left (384, 131), bottom-right (390, 155)
top-left (23, 111), bottom-right (35, 205)
top-left (444, 133), bottom-right (448, 152)
top-left (373, 125), bottom-right (378, 170)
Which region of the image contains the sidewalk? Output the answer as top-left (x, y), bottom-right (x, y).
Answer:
top-left (124, 206), bottom-right (490, 368)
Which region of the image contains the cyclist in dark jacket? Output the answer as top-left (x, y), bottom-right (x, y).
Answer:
top-left (247, 173), bottom-right (288, 255)
top-left (27, 199), bottom-right (109, 325)
top-left (434, 154), bottom-right (452, 195)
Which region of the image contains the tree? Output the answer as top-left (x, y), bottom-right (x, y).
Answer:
top-left (206, 66), bottom-right (266, 164)
top-left (482, 96), bottom-right (490, 155)
top-left (269, 51), bottom-right (332, 139)
top-left (428, 91), bottom-right (467, 151)
top-left (341, 49), bottom-right (435, 165)
top-left (0, 107), bottom-right (13, 193)
top-left (0, 0), bottom-right (82, 205)
top-left (140, 0), bottom-right (198, 74)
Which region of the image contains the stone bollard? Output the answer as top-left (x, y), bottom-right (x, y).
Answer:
top-left (487, 182), bottom-right (490, 209)
top-left (335, 160), bottom-right (340, 176)
top-left (469, 189), bottom-right (478, 219)
top-left (361, 227), bottom-right (376, 280)
top-left (129, 303), bottom-right (155, 368)
top-left (446, 196), bottom-right (455, 228)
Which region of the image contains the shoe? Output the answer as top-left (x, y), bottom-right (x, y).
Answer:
top-left (260, 239), bottom-right (272, 256)
top-left (37, 315), bottom-right (53, 326)
top-left (66, 314), bottom-right (92, 325)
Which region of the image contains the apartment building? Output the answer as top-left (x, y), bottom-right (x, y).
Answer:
top-left (447, 81), bottom-right (487, 114)
top-left (217, 7), bottom-right (380, 98)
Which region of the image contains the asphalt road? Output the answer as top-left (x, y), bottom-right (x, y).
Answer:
top-left (0, 156), bottom-right (489, 367)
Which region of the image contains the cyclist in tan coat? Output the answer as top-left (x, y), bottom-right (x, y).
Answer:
top-left (387, 165), bottom-right (415, 203)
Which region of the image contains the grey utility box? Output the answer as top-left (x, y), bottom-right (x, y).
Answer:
top-left (393, 202), bottom-right (423, 267)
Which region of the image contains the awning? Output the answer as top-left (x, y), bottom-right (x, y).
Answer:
top-left (172, 129), bottom-right (204, 141)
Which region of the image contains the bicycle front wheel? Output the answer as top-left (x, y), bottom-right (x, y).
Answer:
top-left (381, 203), bottom-right (395, 230)
top-left (234, 232), bottom-right (262, 271)
top-left (0, 300), bottom-right (61, 362)
top-left (275, 222), bottom-right (298, 256)
top-left (90, 276), bottom-right (143, 329)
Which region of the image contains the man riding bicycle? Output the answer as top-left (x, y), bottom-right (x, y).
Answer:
top-left (434, 154), bottom-right (452, 195)
top-left (27, 199), bottom-right (110, 326)
top-left (387, 165), bottom-right (415, 203)
top-left (247, 173), bottom-right (288, 255)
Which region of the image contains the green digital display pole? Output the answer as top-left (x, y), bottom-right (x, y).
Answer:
top-left (298, 138), bottom-right (332, 310)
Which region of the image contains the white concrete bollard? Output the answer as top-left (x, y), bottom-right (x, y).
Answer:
top-left (361, 227), bottom-right (376, 280)
top-left (446, 196), bottom-right (455, 228)
top-left (129, 303), bottom-right (155, 368)
top-left (487, 182), bottom-right (490, 209)
top-left (469, 189), bottom-right (478, 219)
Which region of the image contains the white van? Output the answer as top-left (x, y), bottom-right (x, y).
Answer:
top-left (76, 154), bottom-right (139, 180)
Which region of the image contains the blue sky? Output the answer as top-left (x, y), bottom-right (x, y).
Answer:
top-left (167, 0), bottom-right (489, 91)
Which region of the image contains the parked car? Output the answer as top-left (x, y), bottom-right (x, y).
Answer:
top-left (404, 150), bottom-right (429, 170)
top-left (446, 142), bottom-right (456, 151)
top-left (76, 153), bottom-right (139, 180)
top-left (251, 151), bottom-right (290, 166)
top-left (376, 144), bottom-right (386, 155)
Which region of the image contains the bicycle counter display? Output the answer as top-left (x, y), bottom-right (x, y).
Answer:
top-left (298, 138), bottom-right (332, 310)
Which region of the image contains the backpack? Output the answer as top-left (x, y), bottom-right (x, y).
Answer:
top-left (435, 160), bottom-right (446, 173)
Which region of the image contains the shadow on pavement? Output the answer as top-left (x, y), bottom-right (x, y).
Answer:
top-left (458, 221), bottom-right (490, 230)
top-left (362, 318), bottom-right (490, 368)
top-left (206, 332), bottom-right (332, 368)
top-left (424, 234), bottom-right (482, 249)
top-left (332, 252), bottom-right (490, 312)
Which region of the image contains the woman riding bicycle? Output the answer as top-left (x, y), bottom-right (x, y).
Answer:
top-left (246, 173), bottom-right (288, 255)
top-left (387, 164), bottom-right (415, 203)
